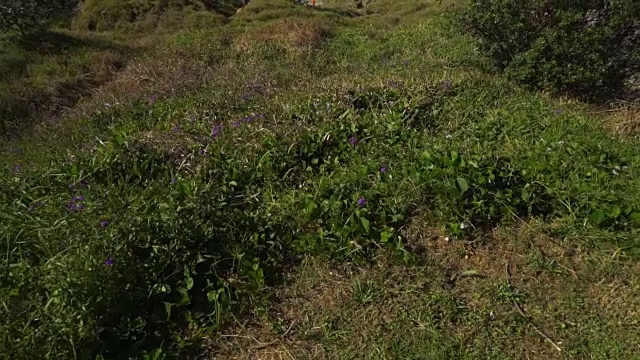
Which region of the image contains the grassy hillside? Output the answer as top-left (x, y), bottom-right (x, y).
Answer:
top-left (0, 0), bottom-right (238, 139)
top-left (1, 0), bottom-right (639, 359)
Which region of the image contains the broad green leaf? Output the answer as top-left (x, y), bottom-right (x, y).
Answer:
top-left (177, 288), bottom-right (190, 306)
top-left (207, 289), bottom-right (221, 303)
top-left (304, 199), bottom-right (318, 214)
top-left (184, 274), bottom-right (194, 291)
top-left (360, 216), bottom-right (370, 233)
top-left (380, 230), bottom-right (393, 243)
top-left (608, 206), bottom-right (621, 218)
top-left (589, 209), bottom-right (605, 225)
top-left (163, 302), bottom-right (172, 321)
top-left (450, 151), bottom-right (459, 162)
top-left (456, 177), bottom-right (469, 194)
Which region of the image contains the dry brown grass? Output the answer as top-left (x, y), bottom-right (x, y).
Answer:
top-left (602, 102), bottom-right (640, 136)
top-left (399, 216), bottom-right (594, 358)
top-left (205, 258), bottom-right (349, 359)
top-left (234, 17), bottom-right (332, 53)
top-left (204, 214), bottom-right (640, 359)
top-left (87, 50), bottom-right (126, 83)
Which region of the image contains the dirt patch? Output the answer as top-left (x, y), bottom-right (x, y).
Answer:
top-left (210, 218), bottom-right (639, 359)
top-left (587, 259), bottom-right (640, 332)
top-left (206, 258), bottom-right (350, 359)
top-left (209, 324), bottom-right (307, 360)
top-left (276, 258), bottom-right (352, 322)
top-left (400, 216), bottom-right (587, 357)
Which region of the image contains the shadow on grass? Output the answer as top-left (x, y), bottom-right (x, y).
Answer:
top-left (203, 0), bottom-right (248, 17)
top-left (314, 6), bottom-right (363, 18)
top-left (13, 30), bottom-right (129, 56)
top-left (0, 30), bottom-right (130, 140)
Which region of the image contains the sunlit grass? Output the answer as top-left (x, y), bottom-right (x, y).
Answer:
top-left (1, 0), bottom-right (639, 359)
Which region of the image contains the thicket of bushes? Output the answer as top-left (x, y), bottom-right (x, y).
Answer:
top-left (74, 0), bottom-right (242, 32)
top-left (461, 0), bottom-right (640, 102)
top-left (0, 0), bottom-right (78, 33)
top-left (0, 0), bottom-right (243, 34)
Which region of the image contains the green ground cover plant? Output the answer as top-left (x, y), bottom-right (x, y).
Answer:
top-left (1, 0), bottom-right (639, 359)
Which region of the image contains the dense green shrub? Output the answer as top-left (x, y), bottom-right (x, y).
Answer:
top-left (74, 0), bottom-right (241, 32)
top-left (0, 0), bottom-right (77, 34)
top-left (461, 0), bottom-right (640, 101)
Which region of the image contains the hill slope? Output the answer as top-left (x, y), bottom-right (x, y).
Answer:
top-left (1, 1), bottom-right (639, 359)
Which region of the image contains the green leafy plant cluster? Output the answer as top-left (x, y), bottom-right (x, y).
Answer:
top-left (0, 0), bottom-right (77, 34)
top-left (461, 0), bottom-right (640, 101)
top-left (3, 80), bottom-right (640, 358)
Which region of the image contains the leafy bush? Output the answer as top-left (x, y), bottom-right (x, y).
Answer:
top-left (461, 0), bottom-right (640, 101)
top-left (74, 0), bottom-right (241, 32)
top-left (0, 0), bottom-right (77, 34)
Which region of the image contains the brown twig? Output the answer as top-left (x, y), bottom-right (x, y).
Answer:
top-left (249, 320), bottom-right (297, 350)
top-left (220, 320), bottom-right (297, 351)
top-left (505, 262), bottom-right (563, 353)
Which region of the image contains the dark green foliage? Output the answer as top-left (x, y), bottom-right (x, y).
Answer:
top-left (74, 0), bottom-right (242, 32)
top-left (0, 0), bottom-right (77, 34)
top-left (462, 0), bottom-right (640, 101)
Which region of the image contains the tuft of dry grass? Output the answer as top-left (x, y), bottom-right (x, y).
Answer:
top-left (87, 50), bottom-right (126, 83)
top-left (206, 218), bottom-right (640, 359)
top-left (603, 102), bottom-right (640, 137)
top-left (234, 17), bottom-right (333, 54)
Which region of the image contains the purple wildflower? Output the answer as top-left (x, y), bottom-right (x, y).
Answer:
top-left (12, 164), bottom-right (21, 173)
top-left (401, 59), bottom-right (409, 67)
top-left (441, 80), bottom-right (452, 91)
top-left (380, 166), bottom-right (387, 173)
top-left (68, 199), bottom-right (86, 212)
top-left (554, 109), bottom-right (562, 115)
top-left (198, 148), bottom-right (206, 156)
top-left (171, 178), bottom-right (177, 184)
top-left (211, 124), bottom-right (223, 138)
top-left (349, 136), bottom-right (358, 146)
top-left (100, 220), bottom-right (110, 228)
top-left (104, 257), bottom-right (114, 266)
top-left (150, 95), bottom-right (158, 105)
top-left (357, 197), bottom-right (367, 207)
top-left (171, 124), bottom-right (181, 132)
top-left (243, 114), bottom-right (257, 123)
top-left (232, 121), bottom-right (241, 127)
